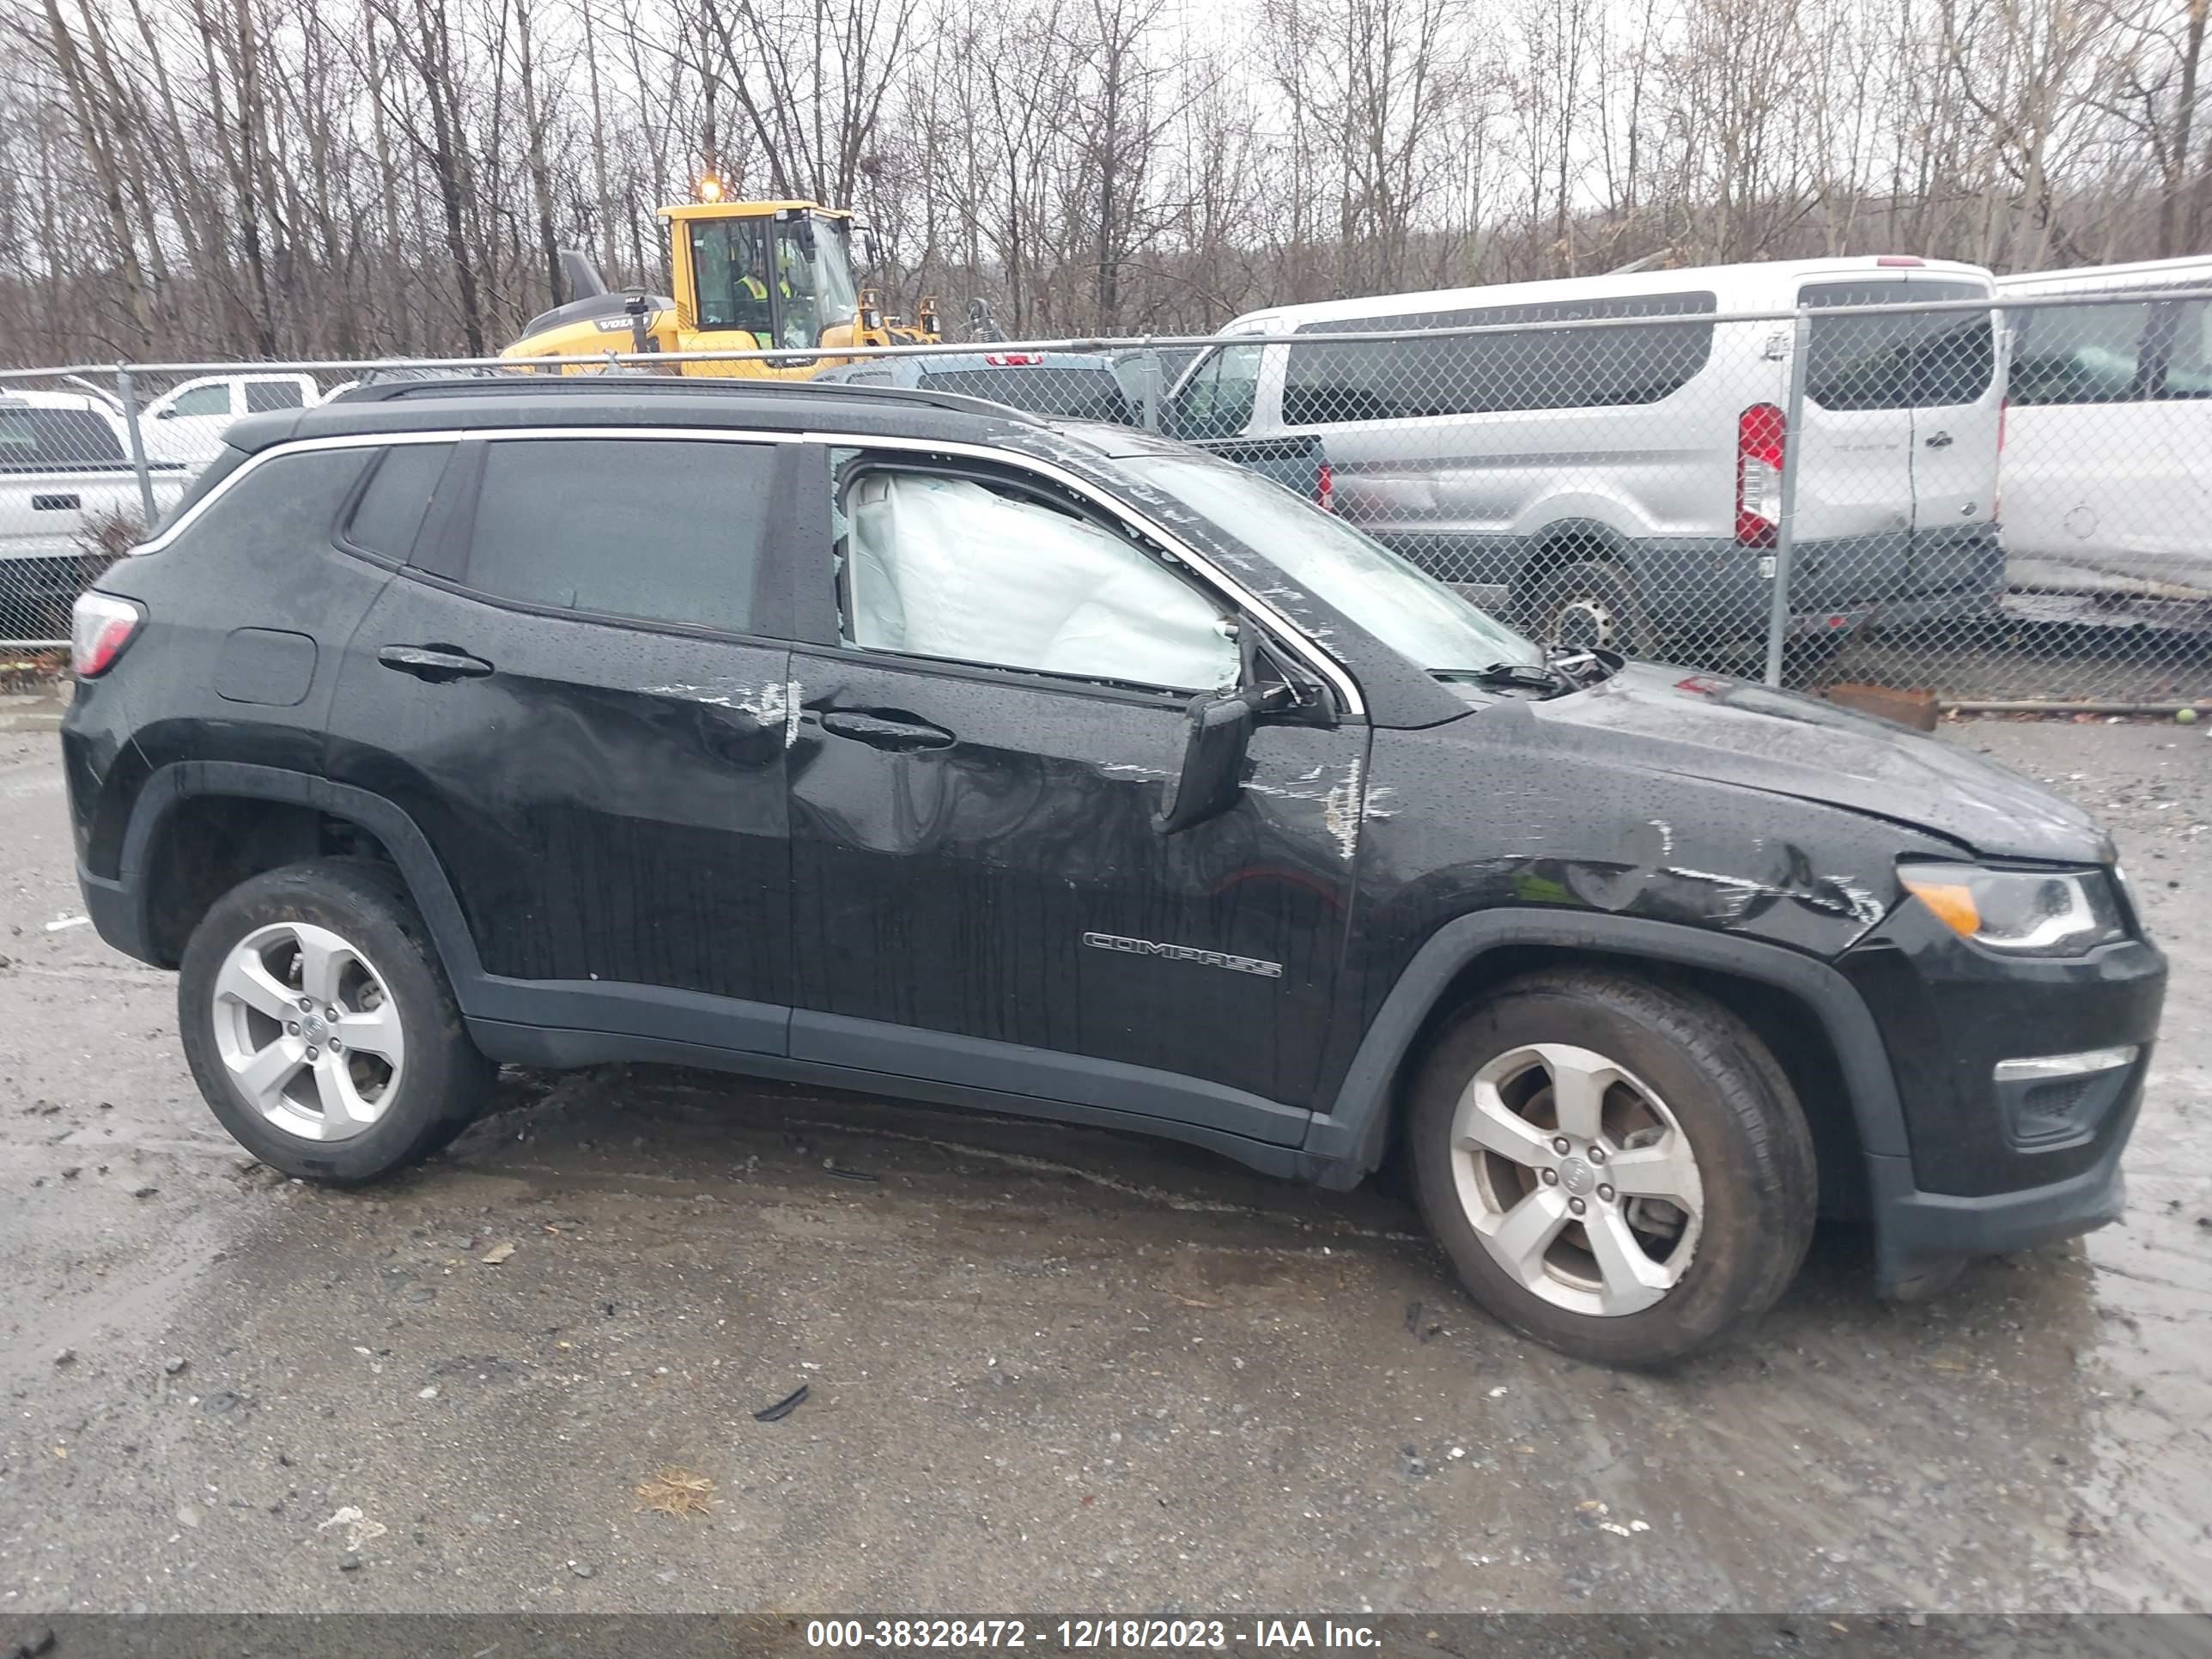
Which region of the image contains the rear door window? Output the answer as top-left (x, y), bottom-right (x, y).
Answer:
top-left (0, 406), bottom-right (126, 469)
top-left (1283, 290), bottom-right (1716, 424)
top-left (460, 436), bottom-right (775, 635)
top-left (244, 380), bottom-right (308, 414)
top-left (343, 444), bottom-right (457, 562)
top-left (1802, 279), bottom-right (1995, 410)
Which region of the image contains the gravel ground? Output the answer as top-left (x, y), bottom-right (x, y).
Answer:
top-left (0, 713), bottom-right (2207, 1617)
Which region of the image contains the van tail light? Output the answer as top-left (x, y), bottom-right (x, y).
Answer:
top-left (70, 592), bottom-right (143, 678)
top-left (1736, 403), bottom-right (1786, 548)
top-left (1316, 462), bottom-right (1334, 514)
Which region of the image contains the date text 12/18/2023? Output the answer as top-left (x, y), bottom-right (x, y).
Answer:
top-left (805, 1620), bottom-right (1383, 1650)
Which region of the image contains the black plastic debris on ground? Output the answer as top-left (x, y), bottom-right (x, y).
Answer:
top-left (753, 1382), bottom-right (808, 1423)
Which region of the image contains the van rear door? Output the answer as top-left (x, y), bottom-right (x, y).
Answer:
top-left (1794, 280), bottom-right (1920, 605)
top-left (1897, 275), bottom-right (2002, 591)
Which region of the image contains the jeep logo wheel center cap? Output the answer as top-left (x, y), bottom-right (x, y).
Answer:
top-left (1559, 1155), bottom-right (1597, 1197)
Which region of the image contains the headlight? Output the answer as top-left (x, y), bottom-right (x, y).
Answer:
top-left (1898, 863), bottom-right (2127, 957)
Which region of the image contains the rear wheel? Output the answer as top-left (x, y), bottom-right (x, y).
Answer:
top-left (1407, 968), bottom-right (1816, 1366)
top-left (1528, 559), bottom-right (1652, 658)
top-left (178, 859), bottom-right (494, 1182)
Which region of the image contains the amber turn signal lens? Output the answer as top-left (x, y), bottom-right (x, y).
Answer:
top-left (1900, 872), bottom-right (1981, 937)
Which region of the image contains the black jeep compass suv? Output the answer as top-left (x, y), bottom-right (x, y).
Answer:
top-left (62, 376), bottom-right (2165, 1366)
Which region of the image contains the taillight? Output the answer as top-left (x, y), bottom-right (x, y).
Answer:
top-left (1736, 403), bottom-right (1786, 548)
top-left (1316, 462), bottom-right (1334, 514)
top-left (984, 353), bottom-right (1042, 367)
top-left (70, 592), bottom-right (143, 678)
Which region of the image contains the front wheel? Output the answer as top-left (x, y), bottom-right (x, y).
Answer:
top-left (178, 859), bottom-right (495, 1183)
top-left (1407, 969), bottom-right (1816, 1366)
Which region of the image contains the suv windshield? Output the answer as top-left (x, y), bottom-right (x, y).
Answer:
top-left (1123, 452), bottom-right (1543, 673)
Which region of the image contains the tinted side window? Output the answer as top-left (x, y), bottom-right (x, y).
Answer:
top-left (167, 385), bottom-right (232, 417)
top-left (2008, 299), bottom-right (2150, 405)
top-left (343, 444), bottom-right (456, 562)
top-left (1284, 290), bottom-right (1716, 424)
top-left (152, 444), bottom-right (250, 532)
top-left (465, 438), bottom-right (772, 634)
top-left (2157, 298), bottom-right (2211, 399)
top-left (179, 449), bottom-right (374, 557)
top-left (1167, 343), bottom-right (1262, 439)
top-left (245, 380), bottom-right (307, 413)
top-left (0, 407), bottom-right (126, 470)
top-left (1802, 280), bottom-right (1995, 410)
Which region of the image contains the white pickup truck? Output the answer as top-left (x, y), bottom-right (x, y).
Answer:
top-left (1, 391), bottom-right (191, 640)
top-left (139, 371), bottom-right (323, 465)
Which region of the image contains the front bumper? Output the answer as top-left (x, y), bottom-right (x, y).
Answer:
top-left (1841, 898), bottom-right (2165, 1291)
top-left (1864, 1100), bottom-right (2134, 1294)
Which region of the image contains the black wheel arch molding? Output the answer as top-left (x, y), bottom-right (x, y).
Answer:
top-left (1300, 907), bottom-right (1909, 1192)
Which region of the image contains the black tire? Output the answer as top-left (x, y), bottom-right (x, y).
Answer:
top-left (1407, 968), bottom-right (1816, 1367)
top-left (1528, 558), bottom-right (1652, 658)
top-left (178, 858), bottom-right (495, 1183)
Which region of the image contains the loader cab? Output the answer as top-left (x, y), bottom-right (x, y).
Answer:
top-left (666, 203), bottom-right (864, 358)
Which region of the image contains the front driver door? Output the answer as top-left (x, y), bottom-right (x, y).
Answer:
top-left (783, 448), bottom-right (1369, 1139)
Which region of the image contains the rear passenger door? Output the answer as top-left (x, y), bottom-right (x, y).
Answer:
top-left (322, 432), bottom-right (800, 1049)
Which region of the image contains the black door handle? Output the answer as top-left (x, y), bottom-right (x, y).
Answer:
top-left (819, 709), bottom-right (956, 751)
top-left (1923, 430), bottom-right (1954, 449)
top-left (377, 644), bottom-right (493, 682)
top-left (31, 494), bottom-right (80, 512)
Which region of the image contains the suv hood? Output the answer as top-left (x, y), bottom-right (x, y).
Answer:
top-left (1520, 664), bottom-right (2111, 865)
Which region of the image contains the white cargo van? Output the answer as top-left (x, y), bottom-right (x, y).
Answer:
top-left (1997, 256), bottom-right (2212, 597)
top-left (1165, 258), bottom-right (2006, 653)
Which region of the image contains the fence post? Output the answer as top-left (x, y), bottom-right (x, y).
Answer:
top-left (113, 364), bottom-right (158, 529)
top-left (1134, 340), bottom-right (1162, 433)
top-left (1761, 308), bottom-right (1813, 688)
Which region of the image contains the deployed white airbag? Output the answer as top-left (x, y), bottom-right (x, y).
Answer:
top-left (847, 474), bottom-right (1237, 691)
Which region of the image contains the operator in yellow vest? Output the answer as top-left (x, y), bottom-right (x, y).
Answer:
top-left (736, 246), bottom-right (797, 349)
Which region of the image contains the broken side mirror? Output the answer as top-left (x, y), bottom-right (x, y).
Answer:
top-left (1154, 686), bottom-right (1254, 836)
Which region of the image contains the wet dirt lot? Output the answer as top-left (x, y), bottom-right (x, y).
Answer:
top-left (1, 715), bottom-right (2207, 1617)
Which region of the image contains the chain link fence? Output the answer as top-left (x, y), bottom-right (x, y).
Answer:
top-left (4, 285), bottom-right (2208, 708)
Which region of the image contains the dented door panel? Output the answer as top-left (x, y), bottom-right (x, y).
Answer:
top-left (785, 648), bottom-right (1368, 1109)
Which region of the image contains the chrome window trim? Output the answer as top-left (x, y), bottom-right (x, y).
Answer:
top-left (128, 422), bottom-right (1367, 719)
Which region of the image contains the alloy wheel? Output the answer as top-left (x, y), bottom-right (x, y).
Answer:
top-left (210, 921), bottom-right (407, 1142)
top-left (1448, 1042), bottom-right (1705, 1317)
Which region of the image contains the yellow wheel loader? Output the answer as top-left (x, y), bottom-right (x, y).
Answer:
top-left (501, 194), bottom-right (939, 376)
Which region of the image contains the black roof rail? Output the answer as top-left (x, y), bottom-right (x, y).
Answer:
top-left (342, 371), bottom-right (1050, 427)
